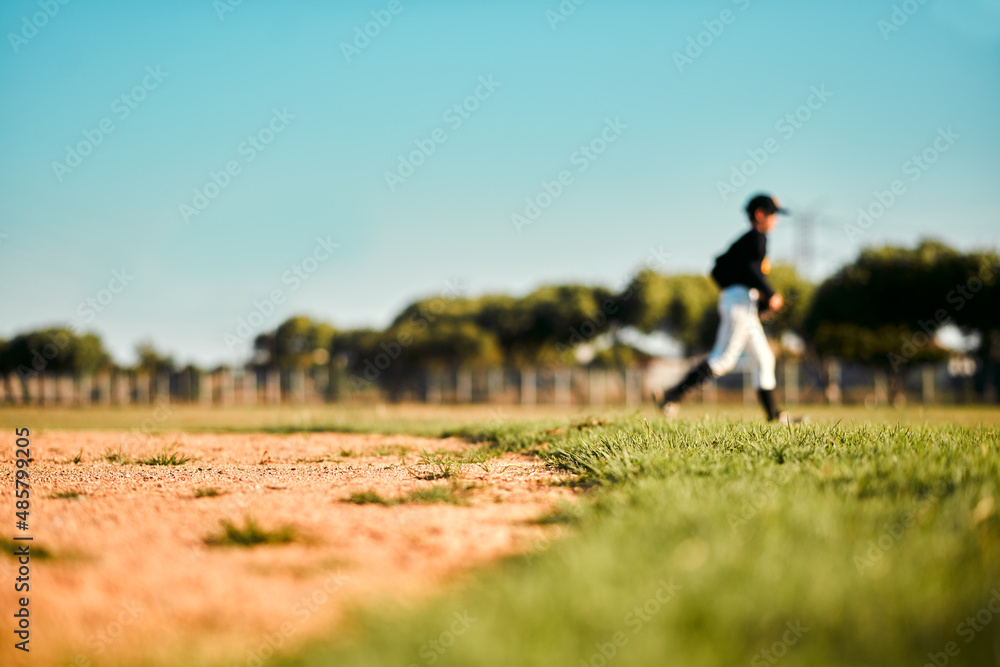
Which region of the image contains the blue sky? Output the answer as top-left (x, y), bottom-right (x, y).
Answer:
top-left (1, 0), bottom-right (998, 366)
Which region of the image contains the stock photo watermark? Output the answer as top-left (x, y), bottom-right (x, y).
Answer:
top-left (921, 589), bottom-right (1000, 667)
top-left (51, 66), bottom-right (169, 182)
top-left (407, 611), bottom-right (477, 666)
top-left (511, 116), bottom-right (627, 233)
top-left (384, 76), bottom-right (502, 192)
top-left (546, 0), bottom-right (589, 30)
top-left (579, 578), bottom-right (682, 667)
top-left (222, 235), bottom-right (340, 353)
top-left (554, 245), bottom-right (671, 355)
top-left (877, 0), bottom-right (931, 41)
top-left (672, 0), bottom-right (752, 73)
top-left (14, 268), bottom-right (136, 382)
top-left (717, 85), bottom-right (833, 202)
top-left (749, 621), bottom-right (809, 667)
top-left (853, 480), bottom-right (949, 573)
top-left (843, 126), bottom-right (959, 243)
top-left (885, 256), bottom-right (998, 372)
top-left (233, 569), bottom-right (351, 667)
top-left (180, 107), bottom-right (295, 224)
top-left (67, 600), bottom-right (144, 667)
top-left (341, 0), bottom-right (409, 63)
top-left (214, 0), bottom-right (247, 21)
top-left (350, 279), bottom-right (466, 390)
top-left (7, 0), bottom-right (73, 53)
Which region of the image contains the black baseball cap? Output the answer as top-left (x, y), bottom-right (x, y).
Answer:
top-left (745, 193), bottom-right (790, 217)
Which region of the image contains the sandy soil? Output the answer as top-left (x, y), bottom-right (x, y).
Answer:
top-left (0, 430), bottom-right (575, 667)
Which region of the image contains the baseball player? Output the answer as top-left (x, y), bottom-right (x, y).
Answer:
top-left (658, 193), bottom-right (789, 422)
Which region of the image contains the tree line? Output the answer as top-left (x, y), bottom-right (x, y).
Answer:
top-left (2, 240), bottom-right (997, 397)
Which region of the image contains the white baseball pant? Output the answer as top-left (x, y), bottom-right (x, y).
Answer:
top-left (706, 286), bottom-right (776, 391)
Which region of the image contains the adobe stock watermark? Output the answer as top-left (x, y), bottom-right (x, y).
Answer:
top-left (384, 76), bottom-right (501, 192)
top-left (578, 579), bottom-right (682, 667)
top-left (511, 117), bottom-right (627, 233)
top-left (877, 0), bottom-right (931, 41)
top-left (350, 279), bottom-right (466, 390)
top-left (749, 621), bottom-right (809, 666)
top-left (843, 126), bottom-right (959, 243)
top-left (180, 107), bottom-right (295, 224)
top-left (555, 245), bottom-right (670, 355)
top-left (213, 0), bottom-right (246, 21)
top-left (234, 569), bottom-right (352, 667)
top-left (51, 66), bottom-right (169, 182)
top-left (546, 0), bottom-right (588, 30)
top-left (921, 589), bottom-right (1000, 667)
top-left (8, 0), bottom-right (73, 54)
top-left (15, 268), bottom-right (135, 382)
top-left (672, 0), bottom-right (751, 73)
top-left (341, 0), bottom-right (409, 63)
top-left (67, 600), bottom-right (143, 667)
top-left (886, 256), bottom-right (998, 372)
top-left (726, 479), bottom-right (780, 531)
top-left (223, 235), bottom-right (340, 353)
top-left (853, 480), bottom-right (949, 573)
top-left (716, 85), bottom-right (833, 202)
top-left (406, 611), bottom-right (477, 667)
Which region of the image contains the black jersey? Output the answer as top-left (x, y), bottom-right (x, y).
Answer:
top-left (710, 229), bottom-right (775, 299)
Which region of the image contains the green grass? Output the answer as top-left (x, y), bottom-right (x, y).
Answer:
top-left (47, 490), bottom-right (84, 500)
top-left (401, 484), bottom-right (467, 505)
top-left (1, 537), bottom-right (53, 560)
top-left (344, 489), bottom-right (394, 505)
top-left (103, 446), bottom-right (128, 464)
top-left (271, 415), bottom-right (1000, 667)
top-left (343, 485), bottom-right (468, 506)
top-left (193, 487), bottom-right (224, 498)
top-left (137, 446), bottom-right (193, 466)
top-left (5, 404), bottom-right (1000, 666)
top-left (205, 518), bottom-right (296, 547)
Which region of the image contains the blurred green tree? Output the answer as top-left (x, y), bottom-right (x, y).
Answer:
top-left (804, 240), bottom-right (998, 374)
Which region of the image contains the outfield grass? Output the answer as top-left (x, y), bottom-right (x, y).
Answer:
top-left (263, 414), bottom-right (999, 667)
top-left (7, 405), bottom-right (1000, 666)
top-left (3, 401), bottom-right (999, 436)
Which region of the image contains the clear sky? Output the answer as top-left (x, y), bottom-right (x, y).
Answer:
top-left (1, 0), bottom-right (998, 367)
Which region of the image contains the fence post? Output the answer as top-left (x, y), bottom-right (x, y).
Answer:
top-left (922, 365), bottom-right (935, 404)
top-left (116, 372), bottom-right (131, 406)
top-left (555, 368), bottom-right (571, 406)
top-left (221, 369), bottom-right (235, 406)
top-left (456, 369), bottom-right (472, 404)
top-left (624, 368), bottom-right (639, 407)
top-left (78, 376), bottom-right (92, 406)
top-left (136, 372), bottom-right (150, 405)
top-left (426, 372), bottom-right (442, 404)
top-left (199, 372), bottom-right (212, 407)
top-left (589, 368), bottom-right (606, 406)
top-left (784, 360), bottom-right (799, 407)
top-left (874, 370), bottom-right (889, 406)
top-left (155, 372), bottom-right (170, 406)
top-left (98, 373), bottom-right (112, 406)
top-left (243, 370), bottom-right (258, 405)
top-left (266, 370), bottom-right (281, 405)
top-left (825, 359), bottom-right (842, 405)
top-left (487, 368), bottom-right (503, 404)
top-left (290, 369), bottom-right (306, 404)
top-left (520, 368), bottom-right (536, 406)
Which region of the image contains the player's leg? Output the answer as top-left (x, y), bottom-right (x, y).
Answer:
top-left (744, 313), bottom-right (782, 421)
top-left (660, 290), bottom-right (750, 409)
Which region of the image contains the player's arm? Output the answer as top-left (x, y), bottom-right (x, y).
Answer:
top-left (747, 233), bottom-right (781, 311)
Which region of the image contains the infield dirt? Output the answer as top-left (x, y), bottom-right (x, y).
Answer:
top-left (0, 430), bottom-right (575, 667)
